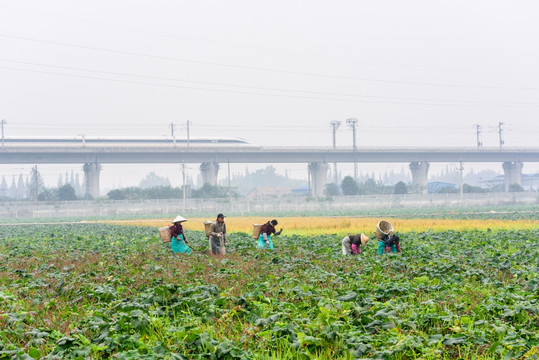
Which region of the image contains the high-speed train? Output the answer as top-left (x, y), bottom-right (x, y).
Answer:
top-left (3, 137), bottom-right (260, 148)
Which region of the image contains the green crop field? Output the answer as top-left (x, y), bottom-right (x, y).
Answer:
top-left (1, 223), bottom-right (538, 359)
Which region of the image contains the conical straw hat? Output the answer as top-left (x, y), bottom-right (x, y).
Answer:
top-left (172, 215), bottom-right (187, 223)
top-left (360, 233), bottom-right (370, 247)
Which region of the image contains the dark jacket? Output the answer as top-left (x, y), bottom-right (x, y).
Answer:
top-left (349, 234), bottom-right (362, 246)
top-left (169, 223), bottom-right (186, 240)
top-left (260, 221), bottom-right (276, 235)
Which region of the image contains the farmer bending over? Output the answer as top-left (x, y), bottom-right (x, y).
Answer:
top-left (378, 234), bottom-right (401, 255)
top-left (342, 233), bottom-right (369, 255)
top-left (169, 215), bottom-right (191, 254)
top-left (257, 219), bottom-right (282, 250)
top-left (375, 220), bottom-right (401, 255)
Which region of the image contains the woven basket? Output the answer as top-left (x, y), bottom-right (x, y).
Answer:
top-left (252, 224), bottom-right (263, 239)
top-left (375, 220), bottom-right (394, 240)
top-left (203, 221), bottom-right (212, 238)
top-left (158, 226), bottom-right (172, 243)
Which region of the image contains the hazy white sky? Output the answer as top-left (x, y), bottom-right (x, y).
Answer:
top-left (0, 1), bottom-right (538, 188)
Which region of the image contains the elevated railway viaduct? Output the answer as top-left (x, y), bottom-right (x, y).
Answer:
top-left (1, 141), bottom-right (538, 198)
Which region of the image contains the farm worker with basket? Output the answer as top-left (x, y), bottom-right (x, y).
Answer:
top-left (375, 220), bottom-right (401, 255)
top-left (170, 215), bottom-right (191, 254)
top-left (208, 213), bottom-right (227, 255)
top-left (342, 233), bottom-right (369, 255)
top-left (257, 219), bottom-right (282, 250)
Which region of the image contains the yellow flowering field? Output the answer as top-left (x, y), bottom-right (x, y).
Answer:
top-left (95, 216), bottom-right (539, 236)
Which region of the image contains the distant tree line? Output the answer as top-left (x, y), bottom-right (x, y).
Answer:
top-left (106, 183), bottom-right (239, 200)
top-left (324, 176), bottom-right (525, 197)
top-left (107, 186), bottom-right (183, 200)
top-left (38, 184), bottom-right (78, 201)
top-left (325, 176), bottom-right (395, 197)
top-left (0, 167), bottom-right (528, 203)
top-left (0, 168), bottom-right (84, 201)
top-left (436, 183), bottom-right (524, 193)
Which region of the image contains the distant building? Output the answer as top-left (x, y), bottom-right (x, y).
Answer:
top-left (522, 173), bottom-right (539, 190)
top-left (483, 173), bottom-right (539, 190)
top-left (428, 181), bottom-right (457, 194)
top-left (290, 185), bottom-right (310, 196)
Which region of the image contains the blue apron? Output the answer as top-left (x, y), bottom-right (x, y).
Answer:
top-left (171, 234), bottom-right (191, 254)
top-left (257, 234), bottom-right (274, 250)
top-left (378, 241), bottom-right (397, 254)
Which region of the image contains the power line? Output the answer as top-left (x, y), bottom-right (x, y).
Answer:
top-left (3, 65), bottom-right (539, 108)
top-left (0, 5), bottom-right (448, 72)
top-left (5, 58), bottom-right (534, 104)
top-left (2, 123), bottom-right (503, 135)
top-left (2, 33), bottom-right (539, 91)
top-left (5, 59), bottom-right (539, 106)
top-left (2, 117), bottom-right (532, 141)
top-left (12, 121), bottom-right (498, 131)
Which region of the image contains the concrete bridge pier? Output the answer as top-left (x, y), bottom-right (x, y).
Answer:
top-left (502, 161), bottom-right (523, 192)
top-left (200, 162), bottom-right (219, 186)
top-left (409, 161), bottom-right (429, 194)
top-left (308, 162), bottom-right (329, 197)
top-left (83, 162), bottom-right (101, 199)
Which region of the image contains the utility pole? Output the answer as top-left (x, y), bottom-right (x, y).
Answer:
top-left (346, 118), bottom-right (359, 181)
top-left (227, 160), bottom-right (231, 207)
top-left (227, 161), bottom-right (231, 189)
top-left (474, 124), bottom-right (482, 149)
top-left (498, 122), bottom-right (504, 151)
top-left (32, 165), bottom-right (38, 202)
top-left (458, 161), bottom-right (464, 197)
top-left (170, 123), bottom-right (177, 147)
top-left (330, 121), bottom-right (341, 184)
top-left (330, 121), bottom-right (341, 148)
top-left (1, 119), bottom-right (6, 149)
top-left (186, 120), bottom-right (191, 148)
top-left (307, 165), bottom-right (311, 197)
top-left (182, 162), bottom-right (186, 212)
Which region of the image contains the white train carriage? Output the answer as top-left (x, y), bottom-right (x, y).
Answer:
top-left (4, 137), bottom-right (260, 148)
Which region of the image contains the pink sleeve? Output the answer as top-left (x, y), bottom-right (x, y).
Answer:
top-left (351, 244), bottom-right (361, 254)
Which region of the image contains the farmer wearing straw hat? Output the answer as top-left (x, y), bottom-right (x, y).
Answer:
top-left (342, 233), bottom-right (369, 255)
top-left (375, 220), bottom-right (401, 255)
top-left (257, 219), bottom-right (282, 250)
top-left (169, 215), bottom-right (191, 254)
top-left (208, 213), bottom-right (227, 255)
